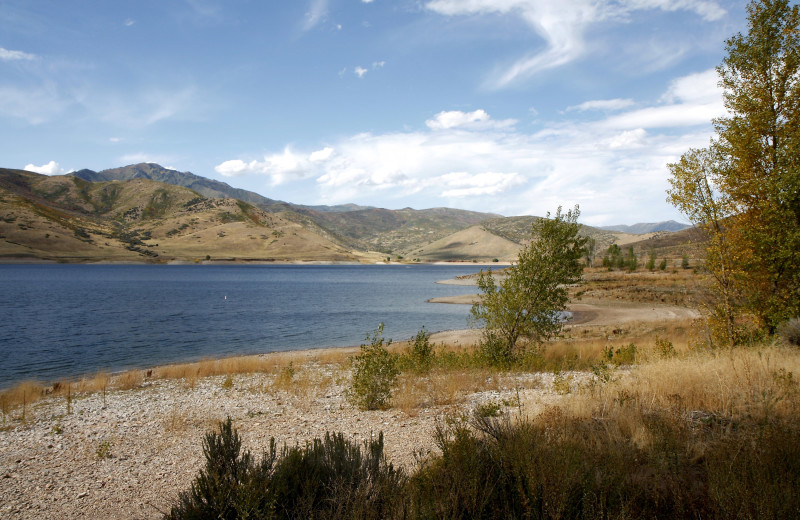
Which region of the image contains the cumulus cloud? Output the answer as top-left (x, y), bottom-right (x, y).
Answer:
top-left (426, 109), bottom-right (516, 130)
top-left (309, 147), bottom-right (334, 162)
top-left (215, 68), bottom-right (722, 223)
top-left (354, 66), bottom-right (368, 78)
top-left (124, 19), bottom-right (136, 27)
top-left (425, 0), bottom-right (726, 88)
top-left (0, 47), bottom-right (37, 61)
top-left (24, 161), bottom-right (70, 175)
top-left (215, 147), bottom-right (321, 184)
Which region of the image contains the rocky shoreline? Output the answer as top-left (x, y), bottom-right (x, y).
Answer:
top-left (0, 355), bottom-right (576, 519)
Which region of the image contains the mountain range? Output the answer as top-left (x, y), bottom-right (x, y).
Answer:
top-left (0, 163), bottom-right (697, 263)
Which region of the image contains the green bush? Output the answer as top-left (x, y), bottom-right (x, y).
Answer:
top-left (166, 418), bottom-right (405, 520)
top-left (347, 324), bottom-right (399, 410)
top-left (404, 327), bottom-right (435, 373)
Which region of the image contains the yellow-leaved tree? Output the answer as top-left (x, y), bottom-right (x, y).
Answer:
top-left (668, 0), bottom-right (800, 344)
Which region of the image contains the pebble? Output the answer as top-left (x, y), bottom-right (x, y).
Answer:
top-left (0, 366), bottom-right (573, 519)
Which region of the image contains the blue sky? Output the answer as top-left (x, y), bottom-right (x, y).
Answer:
top-left (1, 0), bottom-right (746, 225)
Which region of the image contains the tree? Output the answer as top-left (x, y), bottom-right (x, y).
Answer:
top-left (624, 246), bottom-right (638, 272)
top-left (347, 324), bottom-right (399, 410)
top-left (668, 0), bottom-right (800, 342)
top-left (470, 206), bottom-right (587, 363)
top-left (646, 248), bottom-right (657, 271)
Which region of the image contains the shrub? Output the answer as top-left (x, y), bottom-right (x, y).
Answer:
top-left (347, 324), bottom-right (399, 410)
top-left (166, 418), bottom-right (405, 520)
top-left (405, 327), bottom-right (434, 373)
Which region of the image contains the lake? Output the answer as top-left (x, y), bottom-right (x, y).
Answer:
top-left (0, 264), bottom-right (481, 388)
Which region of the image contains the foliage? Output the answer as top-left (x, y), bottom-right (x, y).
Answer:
top-left (403, 327), bottom-right (435, 373)
top-left (166, 417), bottom-right (404, 520)
top-left (667, 0), bottom-right (800, 342)
top-left (624, 246), bottom-right (638, 272)
top-left (646, 248), bottom-right (657, 271)
top-left (470, 206), bottom-right (587, 363)
top-left (602, 243), bottom-right (624, 269)
top-left (96, 440), bottom-right (113, 459)
top-left (347, 324), bottom-right (399, 410)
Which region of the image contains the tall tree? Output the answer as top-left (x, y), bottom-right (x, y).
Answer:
top-left (668, 0), bottom-right (800, 342)
top-left (470, 206), bottom-right (587, 362)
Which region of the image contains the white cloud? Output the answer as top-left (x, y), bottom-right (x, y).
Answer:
top-left (0, 47), bottom-right (37, 61)
top-left (437, 171), bottom-right (526, 197)
top-left (354, 66), bottom-right (368, 78)
top-left (216, 69), bottom-right (721, 223)
top-left (426, 109), bottom-right (516, 130)
top-left (24, 161), bottom-right (70, 175)
top-left (124, 19), bottom-right (136, 27)
top-left (601, 69), bottom-right (724, 129)
top-left (567, 98), bottom-right (635, 112)
top-left (621, 0), bottom-right (726, 21)
top-left (215, 147), bottom-right (315, 184)
top-left (309, 147), bottom-right (334, 162)
top-left (606, 128), bottom-right (647, 149)
top-left (302, 0), bottom-right (328, 31)
top-left (425, 0), bottom-right (727, 88)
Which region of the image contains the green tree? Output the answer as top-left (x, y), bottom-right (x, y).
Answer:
top-left (470, 206), bottom-right (587, 363)
top-left (668, 0), bottom-right (800, 342)
top-left (646, 248), bottom-right (657, 271)
top-left (347, 324), bottom-right (399, 410)
top-left (624, 246), bottom-right (638, 272)
top-left (602, 244), bottom-right (623, 269)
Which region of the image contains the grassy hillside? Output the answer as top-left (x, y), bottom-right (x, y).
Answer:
top-left (0, 169), bottom-right (359, 263)
top-left (4, 165), bottom-right (694, 264)
top-left (299, 206), bottom-right (501, 254)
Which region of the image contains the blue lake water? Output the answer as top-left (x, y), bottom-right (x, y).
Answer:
top-left (0, 264), bottom-right (481, 388)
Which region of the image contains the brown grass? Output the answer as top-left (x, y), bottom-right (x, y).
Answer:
top-left (525, 341), bottom-right (800, 451)
top-left (114, 369), bottom-right (144, 390)
top-left (0, 380), bottom-right (44, 420)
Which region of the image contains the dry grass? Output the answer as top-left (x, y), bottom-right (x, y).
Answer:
top-left (114, 369), bottom-right (144, 391)
top-left (525, 341), bottom-right (800, 452)
top-left (576, 267), bottom-right (702, 306)
top-left (0, 380), bottom-right (44, 421)
top-left (393, 369), bottom-right (527, 415)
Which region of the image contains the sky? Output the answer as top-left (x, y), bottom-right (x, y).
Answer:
top-left (1, 0), bottom-right (748, 226)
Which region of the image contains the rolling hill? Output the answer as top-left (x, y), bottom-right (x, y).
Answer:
top-left (3, 164), bottom-right (694, 264)
top-left (0, 168), bottom-right (360, 263)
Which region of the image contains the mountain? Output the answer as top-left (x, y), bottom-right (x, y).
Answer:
top-left (4, 164), bottom-right (690, 264)
top-left (71, 163), bottom-right (500, 255)
top-left (301, 206), bottom-right (501, 254)
top-left (0, 168), bottom-right (359, 263)
top-left (599, 221), bottom-right (691, 234)
top-left (71, 163), bottom-right (290, 209)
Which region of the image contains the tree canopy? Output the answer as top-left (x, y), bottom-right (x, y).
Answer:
top-left (667, 0), bottom-right (800, 343)
top-left (470, 206), bottom-right (587, 363)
